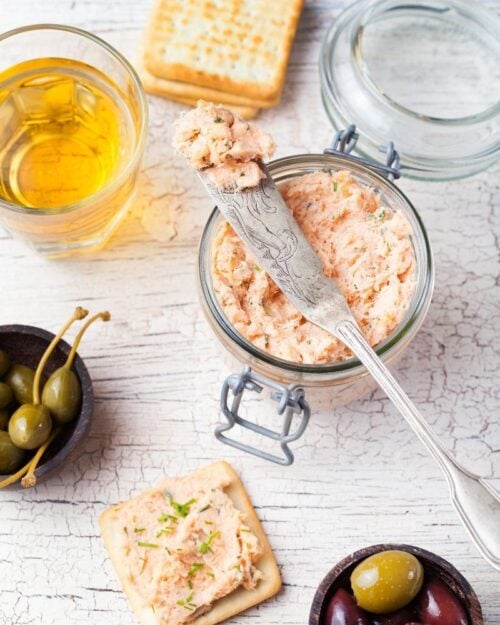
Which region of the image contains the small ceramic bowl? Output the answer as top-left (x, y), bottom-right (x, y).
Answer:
top-left (309, 543), bottom-right (483, 625)
top-left (0, 324), bottom-right (93, 488)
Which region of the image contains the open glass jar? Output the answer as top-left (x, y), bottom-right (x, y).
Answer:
top-left (320, 0), bottom-right (500, 180)
top-left (198, 145), bottom-right (434, 463)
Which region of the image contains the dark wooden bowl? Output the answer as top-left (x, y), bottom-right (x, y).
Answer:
top-left (309, 543), bottom-right (482, 625)
top-left (0, 324), bottom-right (93, 488)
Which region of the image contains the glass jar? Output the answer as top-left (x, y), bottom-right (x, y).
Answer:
top-left (198, 152), bottom-right (434, 449)
top-left (320, 0), bottom-right (500, 180)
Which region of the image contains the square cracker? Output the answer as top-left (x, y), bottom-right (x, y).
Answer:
top-left (136, 51), bottom-right (277, 110)
top-left (144, 0), bottom-right (304, 100)
top-left (136, 55), bottom-right (259, 119)
top-left (99, 461), bottom-right (281, 625)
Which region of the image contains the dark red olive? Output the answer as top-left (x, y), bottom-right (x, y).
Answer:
top-left (417, 578), bottom-right (468, 625)
top-left (372, 606), bottom-right (417, 625)
top-left (323, 588), bottom-right (370, 625)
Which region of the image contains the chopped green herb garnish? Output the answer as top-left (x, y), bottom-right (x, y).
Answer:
top-left (332, 181), bottom-right (338, 192)
top-left (169, 496), bottom-right (197, 518)
top-left (214, 116), bottom-right (224, 123)
top-left (157, 527), bottom-right (173, 538)
top-left (138, 541), bottom-right (159, 549)
top-left (188, 579), bottom-right (193, 589)
top-left (198, 504), bottom-right (211, 513)
top-left (134, 527), bottom-right (145, 533)
top-left (207, 571), bottom-right (215, 579)
top-left (165, 546), bottom-right (172, 555)
top-left (378, 209), bottom-right (386, 221)
top-left (151, 604), bottom-right (156, 614)
top-left (158, 513), bottom-right (179, 524)
top-left (199, 530), bottom-right (221, 555)
top-left (240, 172), bottom-right (246, 176)
top-left (177, 592), bottom-right (196, 611)
top-left (189, 562), bottom-right (204, 576)
top-left (123, 526), bottom-right (128, 534)
top-left (253, 264), bottom-right (262, 272)
top-left (240, 528), bottom-right (250, 533)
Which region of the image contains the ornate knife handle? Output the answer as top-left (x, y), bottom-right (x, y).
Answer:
top-left (336, 319), bottom-right (500, 572)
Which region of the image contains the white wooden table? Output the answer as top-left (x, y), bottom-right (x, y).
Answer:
top-left (1, 1), bottom-right (499, 623)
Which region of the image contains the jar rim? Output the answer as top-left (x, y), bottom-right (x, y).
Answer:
top-left (198, 152), bottom-right (434, 378)
top-left (0, 23), bottom-right (148, 215)
top-left (319, 0), bottom-right (500, 180)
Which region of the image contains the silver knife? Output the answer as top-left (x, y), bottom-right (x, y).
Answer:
top-left (198, 162), bottom-right (500, 571)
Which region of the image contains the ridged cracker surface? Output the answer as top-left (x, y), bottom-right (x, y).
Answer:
top-left (144, 0), bottom-right (304, 99)
top-left (99, 461), bottom-right (281, 625)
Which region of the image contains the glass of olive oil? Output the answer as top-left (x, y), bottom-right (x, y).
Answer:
top-left (0, 25), bottom-right (147, 257)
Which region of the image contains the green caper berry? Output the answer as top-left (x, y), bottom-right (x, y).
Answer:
top-left (4, 364), bottom-right (35, 405)
top-left (0, 382), bottom-right (13, 409)
top-left (0, 431), bottom-right (25, 475)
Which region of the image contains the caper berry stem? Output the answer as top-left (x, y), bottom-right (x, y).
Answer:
top-left (32, 307), bottom-right (88, 405)
top-left (20, 427), bottom-right (61, 489)
top-left (64, 311), bottom-right (111, 370)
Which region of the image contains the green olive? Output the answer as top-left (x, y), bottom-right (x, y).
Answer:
top-left (42, 367), bottom-right (81, 424)
top-left (0, 349), bottom-right (10, 377)
top-left (4, 364), bottom-right (35, 405)
top-left (8, 404), bottom-right (52, 450)
top-left (0, 409), bottom-right (10, 431)
top-left (0, 382), bottom-right (13, 409)
top-left (0, 431), bottom-right (25, 474)
top-left (350, 550), bottom-right (424, 614)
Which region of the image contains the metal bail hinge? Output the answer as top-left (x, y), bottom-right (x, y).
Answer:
top-left (215, 366), bottom-right (310, 465)
top-left (324, 124), bottom-right (401, 181)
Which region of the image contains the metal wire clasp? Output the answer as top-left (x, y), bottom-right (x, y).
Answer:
top-left (215, 366), bottom-right (310, 465)
top-left (325, 125), bottom-right (401, 181)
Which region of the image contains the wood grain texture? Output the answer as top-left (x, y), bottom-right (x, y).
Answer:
top-left (0, 1), bottom-right (499, 624)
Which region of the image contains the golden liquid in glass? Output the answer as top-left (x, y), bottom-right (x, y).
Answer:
top-left (0, 57), bottom-right (135, 209)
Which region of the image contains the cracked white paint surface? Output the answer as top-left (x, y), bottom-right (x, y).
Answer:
top-left (0, 1), bottom-right (499, 623)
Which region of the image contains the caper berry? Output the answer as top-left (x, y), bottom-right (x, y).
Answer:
top-left (42, 368), bottom-right (81, 424)
top-left (41, 310), bottom-right (109, 425)
top-left (4, 364), bottom-right (35, 405)
top-left (0, 409), bottom-right (10, 431)
top-left (8, 404), bottom-right (52, 450)
top-left (0, 349), bottom-right (10, 378)
top-left (0, 431), bottom-right (25, 475)
top-left (0, 382), bottom-right (13, 409)
top-left (350, 550), bottom-right (424, 614)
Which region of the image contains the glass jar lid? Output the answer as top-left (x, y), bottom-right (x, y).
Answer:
top-left (320, 0), bottom-right (500, 180)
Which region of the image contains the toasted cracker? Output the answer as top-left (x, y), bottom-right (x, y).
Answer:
top-left (99, 461), bottom-right (281, 625)
top-left (144, 0), bottom-right (304, 100)
top-left (136, 49), bottom-right (279, 109)
top-left (137, 56), bottom-right (259, 119)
